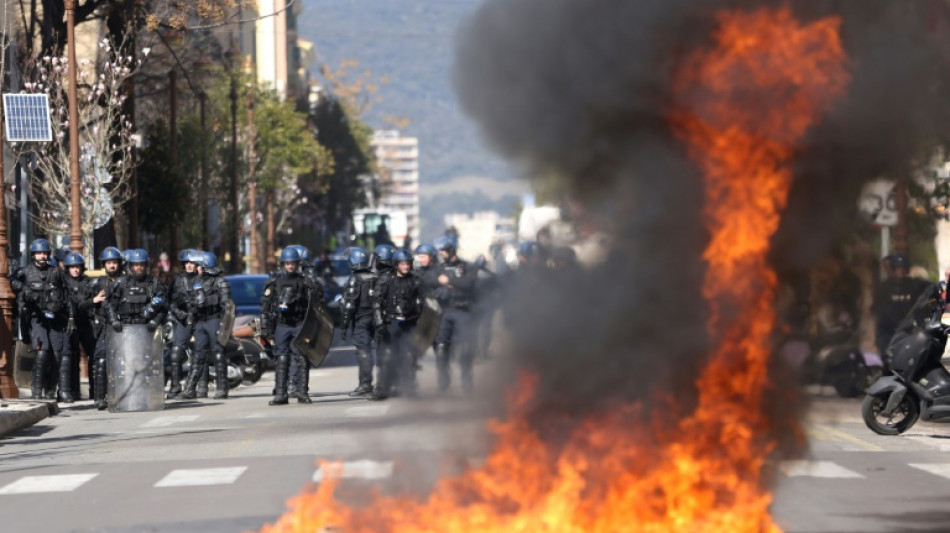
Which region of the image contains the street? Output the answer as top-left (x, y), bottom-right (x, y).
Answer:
top-left (2, 356), bottom-right (950, 533)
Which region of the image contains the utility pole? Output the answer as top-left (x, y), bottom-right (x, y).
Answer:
top-left (199, 93), bottom-right (209, 251)
top-left (228, 40), bottom-right (240, 272)
top-left (169, 69), bottom-right (179, 254)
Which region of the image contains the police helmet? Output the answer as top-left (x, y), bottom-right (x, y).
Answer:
top-left (127, 249), bottom-right (148, 264)
top-left (279, 247), bottom-right (301, 263)
top-left (473, 254), bottom-right (488, 270)
top-left (415, 244), bottom-right (437, 259)
top-left (178, 248), bottom-right (197, 262)
top-left (28, 239), bottom-right (52, 254)
top-left (518, 241), bottom-right (539, 258)
top-left (433, 236), bottom-right (456, 254)
top-left (348, 247), bottom-right (371, 271)
top-left (63, 252), bottom-right (84, 268)
top-left (375, 244), bottom-right (395, 265)
top-left (99, 246), bottom-right (123, 263)
top-left (289, 245), bottom-right (312, 263)
top-left (199, 251), bottom-right (218, 269)
top-left (121, 250), bottom-right (132, 264)
top-left (888, 254), bottom-right (909, 269)
top-left (54, 247), bottom-right (71, 263)
top-left (393, 249), bottom-right (413, 265)
top-left (183, 249), bottom-right (204, 264)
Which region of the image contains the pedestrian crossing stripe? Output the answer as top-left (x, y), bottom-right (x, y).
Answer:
top-left (0, 474), bottom-right (98, 494)
top-left (908, 463), bottom-right (950, 480)
top-left (778, 460), bottom-right (864, 478)
top-left (344, 405), bottom-right (391, 417)
top-left (313, 460), bottom-right (394, 482)
top-left (154, 467), bottom-right (247, 487)
top-left (140, 415), bottom-right (200, 428)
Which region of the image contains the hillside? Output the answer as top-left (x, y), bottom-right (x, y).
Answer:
top-left (296, 0), bottom-right (523, 238)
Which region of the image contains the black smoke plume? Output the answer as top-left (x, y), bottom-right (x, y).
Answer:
top-left (453, 0), bottom-right (950, 431)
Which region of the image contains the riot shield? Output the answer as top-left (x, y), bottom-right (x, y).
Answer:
top-left (13, 341), bottom-right (33, 390)
top-left (410, 297), bottom-right (443, 355)
top-left (293, 297), bottom-right (335, 368)
top-left (107, 324), bottom-right (165, 412)
top-left (218, 298), bottom-right (236, 347)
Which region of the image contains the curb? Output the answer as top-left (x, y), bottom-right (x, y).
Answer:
top-left (0, 400), bottom-right (59, 438)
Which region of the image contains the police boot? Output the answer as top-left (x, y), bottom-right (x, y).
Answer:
top-left (94, 357), bottom-right (108, 410)
top-left (435, 344), bottom-right (452, 391)
top-left (31, 350), bottom-right (49, 400)
top-left (371, 350), bottom-right (392, 401)
top-left (348, 349), bottom-right (374, 397)
top-left (58, 353), bottom-right (74, 403)
top-left (213, 353), bottom-right (229, 399)
top-left (296, 356), bottom-right (312, 404)
top-left (180, 364), bottom-right (200, 400)
top-left (197, 360), bottom-right (209, 398)
top-left (287, 353), bottom-right (299, 397)
top-left (269, 355), bottom-right (289, 405)
top-left (43, 353), bottom-right (59, 399)
top-left (166, 347), bottom-right (184, 399)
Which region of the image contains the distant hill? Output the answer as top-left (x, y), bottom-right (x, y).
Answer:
top-left (296, 0), bottom-right (522, 238)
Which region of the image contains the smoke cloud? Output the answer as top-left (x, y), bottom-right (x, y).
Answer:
top-left (453, 0), bottom-right (950, 434)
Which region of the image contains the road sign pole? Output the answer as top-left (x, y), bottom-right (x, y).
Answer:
top-left (0, 95), bottom-right (19, 399)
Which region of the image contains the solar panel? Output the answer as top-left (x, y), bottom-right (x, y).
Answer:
top-left (3, 93), bottom-right (52, 142)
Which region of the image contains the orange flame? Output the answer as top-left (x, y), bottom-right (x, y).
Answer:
top-left (258, 7), bottom-right (848, 533)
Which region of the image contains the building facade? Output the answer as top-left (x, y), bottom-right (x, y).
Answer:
top-left (372, 130), bottom-right (421, 247)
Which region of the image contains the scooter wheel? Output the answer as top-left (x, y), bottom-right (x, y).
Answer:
top-left (862, 393), bottom-right (919, 435)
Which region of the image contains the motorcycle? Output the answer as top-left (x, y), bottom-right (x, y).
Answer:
top-left (162, 316), bottom-right (267, 391)
top-left (862, 284), bottom-right (950, 435)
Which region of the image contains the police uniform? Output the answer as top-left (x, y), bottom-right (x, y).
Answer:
top-left (166, 266), bottom-right (199, 398)
top-left (341, 264), bottom-right (381, 397)
top-left (375, 267), bottom-right (422, 399)
top-left (12, 249), bottom-right (69, 400)
top-left (182, 259), bottom-right (231, 400)
top-left (89, 248), bottom-right (124, 409)
top-left (261, 264), bottom-right (317, 405)
top-left (64, 264), bottom-right (97, 401)
top-left (433, 252), bottom-right (478, 392)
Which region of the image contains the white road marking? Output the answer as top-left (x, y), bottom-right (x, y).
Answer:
top-left (779, 460), bottom-right (864, 479)
top-left (140, 415), bottom-right (200, 428)
top-left (344, 405), bottom-right (391, 417)
top-left (311, 371), bottom-right (332, 378)
top-left (313, 460), bottom-right (394, 482)
top-left (908, 463), bottom-right (950, 480)
top-left (154, 467), bottom-right (248, 488)
top-left (0, 474), bottom-right (98, 494)
top-left (907, 436), bottom-right (950, 452)
top-left (243, 412), bottom-right (267, 419)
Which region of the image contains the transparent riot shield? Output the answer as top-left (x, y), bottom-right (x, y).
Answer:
top-left (107, 324), bottom-right (165, 412)
top-left (293, 297), bottom-right (335, 368)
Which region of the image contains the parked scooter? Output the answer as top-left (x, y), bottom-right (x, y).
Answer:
top-left (162, 317), bottom-right (266, 392)
top-left (862, 284), bottom-right (950, 435)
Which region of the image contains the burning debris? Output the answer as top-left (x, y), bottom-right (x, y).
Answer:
top-left (259, 6), bottom-right (850, 532)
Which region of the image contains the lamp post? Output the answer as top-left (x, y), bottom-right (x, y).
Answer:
top-left (65, 0), bottom-right (82, 255)
top-left (0, 96), bottom-right (17, 398)
top-left (226, 39), bottom-right (241, 272)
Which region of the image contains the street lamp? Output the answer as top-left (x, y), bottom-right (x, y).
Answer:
top-left (226, 39), bottom-right (242, 273)
top-left (0, 100), bottom-right (15, 397)
top-left (65, 0), bottom-right (82, 255)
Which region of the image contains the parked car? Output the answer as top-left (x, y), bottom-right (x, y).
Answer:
top-left (226, 274), bottom-right (269, 317)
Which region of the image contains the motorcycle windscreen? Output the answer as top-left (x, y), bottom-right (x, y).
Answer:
top-left (293, 297), bottom-right (335, 368)
top-left (107, 324), bottom-right (165, 412)
top-left (13, 341), bottom-right (33, 389)
top-left (218, 298), bottom-right (236, 347)
top-left (410, 297), bottom-right (442, 355)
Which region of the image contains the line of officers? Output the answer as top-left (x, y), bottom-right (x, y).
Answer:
top-left (263, 236), bottom-right (481, 403)
top-left (9, 234), bottom-right (489, 407)
top-left (9, 239), bottom-right (234, 409)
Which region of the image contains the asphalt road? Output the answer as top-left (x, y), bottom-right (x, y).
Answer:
top-left (3, 356), bottom-right (950, 532)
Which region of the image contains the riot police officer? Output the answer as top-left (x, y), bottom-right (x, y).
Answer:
top-left (286, 244), bottom-right (325, 396)
top-left (181, 252), bottom-right (232, 400)
top-left (433, 236), bottom-right (478, 392)
top-left (90, 247), bottom-right (125, 409)
top-left (415, 244), bottom-right (441, 295)
top-left (340, 247), bottom-right (381, 397)
top-left (261, 247), bottom-right (318, 405)
top-left (374, 249), bottom-right (422, 400)
top-left (374, 244), bottom-right (395, 282)
top-left (166, 250), bottom-right (200, 398)
top-left (873, 254), bottom-right (931, 368)
top-left (11, 239), bottom-right (69, 400)
top-left (472, 254), bottom-right (500, 362)
top-left (63, 252), bottom-right (96, 401)
top-left (104, 249), bottom-right (168, 380)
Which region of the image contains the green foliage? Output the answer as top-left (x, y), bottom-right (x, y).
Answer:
top-left (253, 90), bottom-right (332, 193)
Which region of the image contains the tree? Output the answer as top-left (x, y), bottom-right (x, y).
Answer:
top-left (16, 38), bottom-right (142, 254)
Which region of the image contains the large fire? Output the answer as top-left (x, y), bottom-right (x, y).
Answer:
top-left (259, 7), bottom-right (848, 533)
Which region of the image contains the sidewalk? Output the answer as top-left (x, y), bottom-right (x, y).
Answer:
top-left (0, 398), bottom-right (59, 438)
